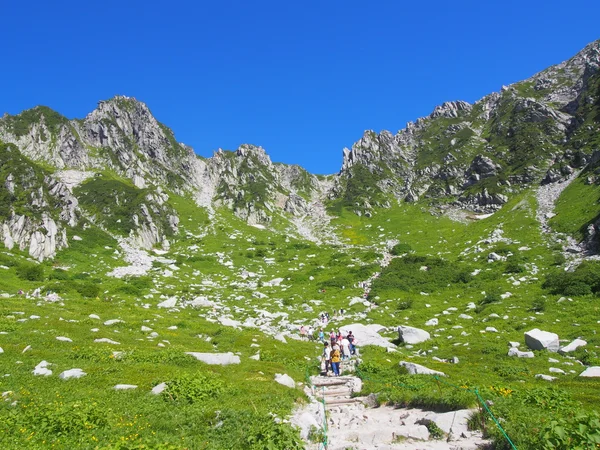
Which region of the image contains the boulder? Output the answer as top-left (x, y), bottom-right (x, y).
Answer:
top-left (291, 412), bottom-right (320, 439)
top-left (340, 324), bottom-right (394, 348)
top-left (59, 368), bottom-right (86, 380)
top-left (398, 326), bottom-right (430, 344)
top-left (525, 329), bottom-right (559, 352)
top-left (151, 382), bottom-right (167, 395)
top-left (508, 348), bottom-right (534, 358)
top-left (558, 339), bottom-right (587, 355)
top-left (94, 338), bottom-right (120, 345)
top-left (425, 318), bottom-right (438, 326)
top-left (185, 352), bottom-right (241, 365)
top-left (32, 361), bottom-right (52, 376)
top-left (579, 366), bottom-right (600, 378)
top-left (103, 319), bottom-right (124, 326)
top-left (274, 373), bottom-right (296, 389)
top-left (400, 361), bottom-right (446, 376)
top-left (535, 374), bottom-right (557, 381)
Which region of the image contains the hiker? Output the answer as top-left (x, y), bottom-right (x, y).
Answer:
top-left (347, 331), bottom-right (356, 355)
top-left (331, 344), bottom-right (341, 376)
top-left (341, 335), bottom-right (351, 361)
top-left (307, 325), bottom-right (314, 341)
top-left (318, 328), bottom-right (325, 343)
top-left (300, 325), bottom-right (307, 340)
top-left (322, 342), bottom-right (332, 374)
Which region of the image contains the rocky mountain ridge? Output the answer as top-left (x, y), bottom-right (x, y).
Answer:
top-left (1, 39), bottom-right (599, 259)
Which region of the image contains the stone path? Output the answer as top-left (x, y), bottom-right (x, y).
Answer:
top-left (296, 375), bottom-right (489, 450)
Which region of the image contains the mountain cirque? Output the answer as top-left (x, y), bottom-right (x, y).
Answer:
top-left (0, 40), bottom-right (599, 450)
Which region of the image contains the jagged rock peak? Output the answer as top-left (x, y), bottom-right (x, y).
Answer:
top-left (430, 101), bottom-right (472, 119)
top-left (235, 144), bottom-right (273, 166)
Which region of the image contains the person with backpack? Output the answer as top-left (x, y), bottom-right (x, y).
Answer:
top-left (331, 344), bottom-right (341, 376)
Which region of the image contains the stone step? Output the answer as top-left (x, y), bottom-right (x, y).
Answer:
top-left (324, 397), bottom-right (362, 406)
top-left (318, 388), bottom-right (351, 397)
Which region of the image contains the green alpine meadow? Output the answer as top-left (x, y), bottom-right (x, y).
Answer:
top-left (1, 39), bottom-right (600, 450)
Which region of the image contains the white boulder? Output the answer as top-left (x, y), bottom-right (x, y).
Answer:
top-left (151, 382), bottom-right (167, 395)
top-left (185, 352), bottom-right (241, 365)
top-left (32, 361), bottom-right (52, 376)
top-left (558, 339), bottom-right (587, 355)
top-left (398, 326), bottom-right (430, 344)
top-left (340, 324), bottom-right (394, 348)
top-left (59, 368), bottom-right (86, 380)
top-left (400, 361), bottom-right (446, 376)
top-left (114, 384), bottom-right (138, 390)
top-left (274, 373), bottom-right (296, 388)
top-left (579, 366), bottom-right (600, 377)
top-left (94, 338), bottom-right (120, 345)
top-left (508, 348), bottom-right (534, 358)
top-left (525, 329), bottom-right (559, 352)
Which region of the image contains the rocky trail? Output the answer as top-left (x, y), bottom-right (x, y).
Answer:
top-left (294, 374), bottom-right (488, 450)
top-left (536, 170), bottom-right (582, 251)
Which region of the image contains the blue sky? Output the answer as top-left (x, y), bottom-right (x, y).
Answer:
top-left (2, 1), bottom-right (599, 174)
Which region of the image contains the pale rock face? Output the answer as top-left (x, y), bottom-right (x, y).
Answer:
top-left (525, 329), bottom-right (560, 352)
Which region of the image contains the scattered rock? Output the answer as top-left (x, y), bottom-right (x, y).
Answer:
top-left (185, 352), bottom-right (241, 365)
top-left (56, 336), bottom-right (72, 342)
top-left (151, 382), bottom-right (167, 395)
top-left (579, 366), bottom-right (600, 377)
top-left (114, 384), bottom-right (138, 390)
top-left (508, 348), bottom-right (534, 358)
top-left (104, 319), bottom-right (124, 326)
top-left (400, 361), bottom-right (446, 376)
top-left (535, 374), bottom-right (557, 381)
top-left (398, 326), bottom-right (430, 344)
top-left (525, 329), bottom-right (559, 352)
top-left (274, 373), bottom-right (296, 388)
top-left (558, 339), bottom-right (587, 355)
top-left (59, 368), bottom-right (86, 380)
top-left (94, 338), bottom-right (121, 345)
top-left (32, 361), bottom-right (52, 376)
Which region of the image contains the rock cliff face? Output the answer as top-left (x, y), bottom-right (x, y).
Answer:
top-left (0, 40), bottom-right (599, 258)
top-left (336, 40), bottom-right (600, 213)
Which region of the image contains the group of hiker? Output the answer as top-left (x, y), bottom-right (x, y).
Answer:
top-left (320, 329), bottom-right (356, 377)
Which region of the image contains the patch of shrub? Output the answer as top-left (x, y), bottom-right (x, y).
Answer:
top-left (529, 297), bottom-right (546, 312)
top-left (76, 282), bottom-right (100, 298)
top-left (370, 255), bottom-right (472, 296)
top-left (49, 268), bottom-right (69, 280)
top-left (543, 261), bottom-right (600, 296)
top-left (390, 243), bottom-right (412, 255)
top-left (164, 373), bottom-right (225, 403)
top-left (16, 263), bottom-right (44, 281)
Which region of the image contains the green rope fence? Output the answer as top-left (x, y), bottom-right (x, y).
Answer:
top-left (305, 367), bottom-right (329, 450)
top-left (355, 366), bottom-right (518, 450)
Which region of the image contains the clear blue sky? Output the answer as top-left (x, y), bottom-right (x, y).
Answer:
top-left (2, 1), bottom-right (599, 174)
